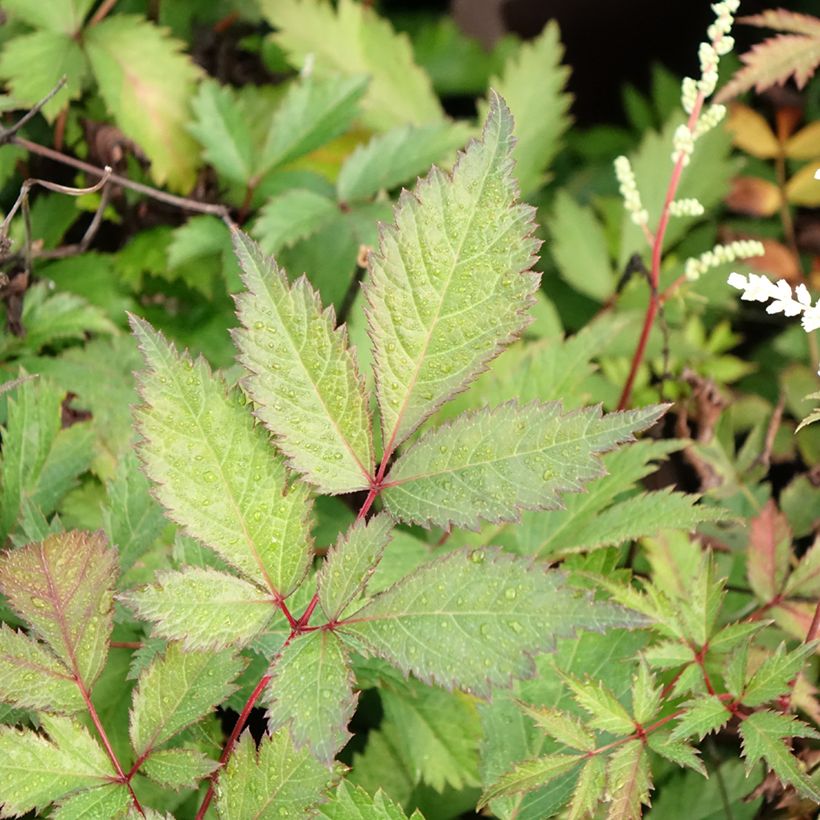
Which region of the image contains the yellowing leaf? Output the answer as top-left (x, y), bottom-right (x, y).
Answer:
top-left (725, 104), bottom-right (779, 159)
top-left (786, 161), bottom-right (820, 206)
top-left (785, 121), bottom-right (820, 159)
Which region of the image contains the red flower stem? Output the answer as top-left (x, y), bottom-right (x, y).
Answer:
top-left (806, 599), bottom-right (820, 644)
top-left (617, 92), bottom-right (706, 410)
top-left (77, 676), bottom-right (144, 815)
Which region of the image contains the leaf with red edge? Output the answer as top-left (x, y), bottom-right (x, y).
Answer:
top-left (747, 500), bottom-right (792, 602)
top-left (740, 9), bottom-right (820, 36)
top-left (0, 530), bottom-right (116, 690)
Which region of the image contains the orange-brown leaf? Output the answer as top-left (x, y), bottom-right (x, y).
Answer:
top-left (725, 176), bottom-right (782, 217)
top-left (747, 500), bottom-right (792, 602)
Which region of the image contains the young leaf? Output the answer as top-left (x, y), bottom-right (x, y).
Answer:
top-left (337, 122), bottom-right (470, 203)
top-left (0, 715), bottom-right (114, 817)
top-left (233, 231), bottom-right (374, 493)
top-left (317, 513), bottom-right (394, 620)
top-left (120, 568), bottom-right (276, 650)
top-left (741, 643), bottom-right (816, 707)
top-left (140, 748), bottom-right (218, 790)
top-left (216, 728), bottom-right (341, 819)
top-left (366, 92), bottom-right (540, 451)
top-left (129, 643), bottom-right (242, 758)
top-left (563, 676), bottom-right (635, 735)
top-left (337, 547), bottom-right (646, 697)
top-left (382, 402), bottom-right (664, 530)
top-left (253, 189), bottom-right (339, 256)
top-left (670, 696), bottom-right (730, 741)
top-left (478, 754), bottom-right (582, 809)
top-left (567, 756), bottom-right (606, 820)
top-left (0, 625), bottom-right (82, 713)
top-left (483, 20), bottom-right (572, 195)
top-left (317, 781), bottom-right (423, 819)
top-left (517, 703), bottom-right (595, 752)
top-left (647, 733), bottom-right (705, 776)
top-left (0, 530), bottom-right (116, 690)
top-left (606, 740), bottom-right (652, 820)
top-left (130, 315), bottom-right (313, 596)
top-left (264, 0), bottom-right (442, 129)
top-left (631, 660), bottom-right (662, 725)
top-left (739, 711), bottom-right (820, 801)
top-left (51, 783), bottom-right (131, 819)
top-left (84, 15), bottom-right (202, 190)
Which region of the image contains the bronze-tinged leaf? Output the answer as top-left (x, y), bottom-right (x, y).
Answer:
top-left (747, 500), bottom-right (792, 602)
top-left (786, 162), bottom-right (820, 207)
top-left (740, 10), bottom-right (820, 37)
top-left (725, 176), bottom-right (782, 217)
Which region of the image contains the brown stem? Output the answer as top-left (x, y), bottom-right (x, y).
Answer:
top-left (89, 0), bottom-right (119, 27)
top-left (0, 78), bottom-right (68, 144)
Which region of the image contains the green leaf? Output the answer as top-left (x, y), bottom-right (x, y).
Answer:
top-left (567, 756), bottom-right (606, 820)
top-left (216, 728), bottom-right (340, 819)
top-left (0, 715), bottom-right (114, 817)
top-left (51, 783), bottom-right (132, 818)
top-left (337, 122), bottom-right (469, 203)
top-left (382, 402), bottom-right (665, 530)
top-left (188, 79), bottom-right (255, 186)
top-left (264, 0), bottom-right (442, 130)
top-left (253, 189), bottom-right (339, 256)
top-left (233, 231), bottom-right (374, 493)
top-left (785, 538), bottom-right (820, 596)
top-left (483, 21), bottom-right (572, 194)
top-left (647, 733), bottom-right (705, 776)
top-left (129, 643), bottom-right (242, 758)
top-left (0, 530), bottom-right (115, 689)
top-left (140, 747), bottom-right (218, 790)
top-left (366, 92), bottom-right (540, 450)
top-left (478, 754), bottom-right (582, 809)
top-left (606, 740), bottom-right (651, 820)
top-left (265, 630), bottom-right (355, 763)
top-left (2, 0), bottom-right (94, 34)
top-left (0, 30), bottom-right (88, 121)
top-left (317, 514), bottom-right (394, 620)
top-left (338, 547), bottom-right (646, 697)
top-left (516, 703), bottom-right (595, 752)
top-left (84, 15), bottom-right (202, 190)
top-left (742, 643), bottom-right (816, 707)
top-left (670, 696), bottom-right (730, 741)
top-left (563, 676), bottom-right (634, 735)
top-left (120, 568), bottom-right (276, 650)
top-left (630, 660), bottom-right (662, 724)
top-left (739, 711), bottom-right (820, 802)
top-left (102, 452), bottom-right (166, 575)
top-left (0, 624), bottom-right (82, 713)
top-left (259, 74), bottom-right (368, 175)
top-left (130, 315), bottom-right (313, 597)
top-left (546, 191), bottom-right (614, 302)
top-left (317, 781), bottom-right (423, 819)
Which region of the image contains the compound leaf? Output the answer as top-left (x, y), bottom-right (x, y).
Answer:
top-left (120, 568), bottom-right (276, 651)
top-left (567, 756), bottom-right (607, 820)
top-left (646, 734), bottom-right (705, 776)
top-left (516, 703), bottom-right (595, 752)
top-left (129, 643), bottom-right (242, 758)
top-left (140, 748), bottom-right (218, 791)
top-left (366, 93), bottom-right (540, 451)
top-left (747, 500), bottom-right (791, 602)
top-left (85, 15), bottom-right (202, 190)
top-left (130, 315), bottom-right (313, 597)
top-left (337, 547), bottom-right (645, 697)
top-left (563, 676), bottom-right (635, 735)
top-left (0, 530), bottom-right (115, 690)
top-left (670, 696), bottom-right (730, 741)
top-left (382, 402), bottom-right (665, 530)
top-left (0, 715), bottom-right (114, 817)
top-left (606, 740), bottom-right (652, 820)
top-left (265, 630), bottom-right (356, 763)
top-left (317, 781), bottom-right (423, 819)
top-left (233, 232), bottom-right (374, 494)
top-left (51, 784), bottom-right (131, 818)
top-left (478, 754), bottom-right (582, 809)
top-left (317, 513), bottom-right (394, 620)
top-left (742, 643), bottom-right (816, 707)
top-left (216, 728), bottom-right (340, 819)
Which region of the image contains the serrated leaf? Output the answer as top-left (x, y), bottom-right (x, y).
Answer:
top-left (670, 696), bottom-right (730, 741)
top-left (0, 625), bottom-right (82, 713)
top-left (264, 0), bottom-right (442, 130)
top-left (188, 79), bottom-right (255, 186)
top-left (478, 754), bottom-right (582, 809)
top-left (265, 630), bottom-right (356, 763)
top-left (647, 733), bottom-right (705, 776)
top-left (517, 703), bottom-right (595, 752)
top-left (140, 748), bottom-right (218, 790)
top-left (606, 740), bottom-right (651, 820)
top-left (253, 189), bottom-right (339, 256)
top-left (483, 20), bottom-right (571, 194)
top-left (2, 0), bottom-right (94, 34)
top-left (318, 514), bottom-right (393, 620)
top-left (0, 715), bottom-right (114, 817)
top-left (382, 402), bottom-right (664, 530)
top-left (0, 530), bottom-right (115, 689)
top-left (51, 783), bottom-right (131, 819)
top-left (785, 539), bottom-right (820, 596)
top-left (708, 620), bottom-right (769, 655)
top-left (563, 676), bottom-right (635, 735)
top-left (260, 74), bottom-right (368, 175)
top-left (216, 728), bottom-right (340, 819)
top-left (337, 122), bottom-right (469, 203)
top-left (120, 568), bottom-right (276, 651)
top-left (739, 711), bottom-right (820, 802)
top-left (742, 643), bottom-right (816, 707)
top-left (366, 93), bottom-right (540, 451)
top-left (567, 755), bottom-right (606, 820)
top-left (233, 232), bottom-right (374, 493)
top-left (129, 643), bottom-right (242, 758)
top-left (337, 547), bottom-right (645, 697)
top-left (130, 315), bottom-right (313, 596)
top-left (317, 781), bottom-right (422, 819)
top-left (742, 9), bottom-right (820, 35)
top-left (630, 660), bottom-right (662, 724)
top-left (85, 15), bottom-right (202, 190)
top-left (747, 500), bottom-right (791, 601)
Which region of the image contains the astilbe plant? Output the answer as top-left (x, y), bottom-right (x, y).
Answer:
top-left (0, 96), bottom-right (663, 818)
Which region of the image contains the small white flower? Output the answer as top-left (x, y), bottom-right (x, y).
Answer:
top-left (728, 271), bottom-right (820, 335)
